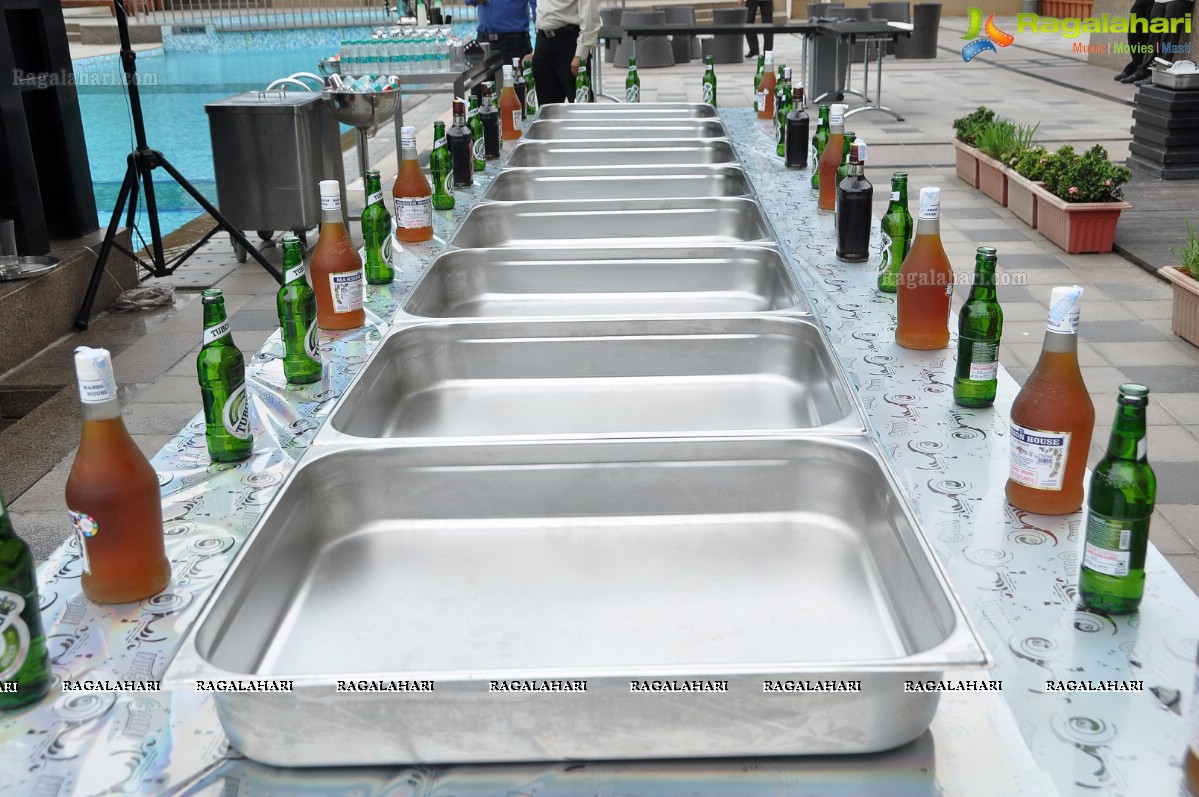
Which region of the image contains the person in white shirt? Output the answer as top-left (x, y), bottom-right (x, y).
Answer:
top-left (530, 0), bottom-right (600, 103)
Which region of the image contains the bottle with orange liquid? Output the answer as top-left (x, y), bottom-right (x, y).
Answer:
top-left (1007, 286), bottom-right (1095, 515)
top-left (392, 125), bottom-right (433, 243)
top-left (310, 180), bottom-right (365, 330)
top-left (756, 51), bottom-right (776, 120)
top-left (500, 64), bottom-right (522, 141)
top-left (817, 103), bottom-right (847, 212)
top-left (895, 187), bottom-right (953, 350)
top-left (65, 347), bottom-right (170, 604)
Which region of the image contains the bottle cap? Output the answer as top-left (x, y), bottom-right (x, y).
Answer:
top-left (1117, 383), bottom-right (1150, 406)
top-left (74, 346), bottom-right (118, 404)
top-left (918, 187), bottom-right (940, 220)
top-left (1047, 285), bottom-right (1083, 334)
top-left (976, 245), bottom-right (997, 260)
top-left (400, 125), bottom-right (416, 148)
top-left (852, 137), bottom-right (866, 163)
top-left (783, 65), bottom-right (791, 80)
top-left (319, 180), bottom-right (340, 199)
top-left (830, 103), bottom-right (847, 125)
top-left (452, 97), bottom-right (465, 116)
top-left (503, 64), bottom-right (513, 79)
top-left (764, 50), bottom-right (773, 63)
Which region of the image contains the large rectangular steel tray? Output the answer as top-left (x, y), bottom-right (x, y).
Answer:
top-left (520, 119), bottom-right (728, 140)
top-left (536, 101), bottom-right (719, 119)
top-left (505, 139), bottom-right (738, 168)
top-left (449, 198), bottom-right (773, 248)
top-left (164, 437), bottom-right (990, 766)
top-left (482, 166), bottom-right (753, 201)
top-left (320, 315), bottom-right (864, 442)
top-left (401, 245), bottom-right (807, 318)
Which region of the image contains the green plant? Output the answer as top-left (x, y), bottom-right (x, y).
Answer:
top-left (976, 119), bottom-right (1015, 160)
top-left (953, 106), bottom-right (996, 147)
top-left (1005, 122), bottom-right (1040, 168)
top-left (1013, 145), bottom-right (1050, 181)
top-left (1041, 144), bottom-right (1132, 203)
top-left (1176, 220), bottom-right (1199, 280)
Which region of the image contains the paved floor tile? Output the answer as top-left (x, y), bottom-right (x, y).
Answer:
top-left (1121, 300), bottom-right (1176, 321)
top-left (1157, 506), bottom-right (1199, 555)
top-left (1000, 254), bottom-right (1072, 269)
top-left (1121, 365), bottom-right (1199, 393)
top-left (1153, 395), bottom-right (1199, 425)
top-left (1081, 320), bottom-right (1172, 343)
top-left (1092, 280), bottom-right (1172, 301)
top-left (1093, 341), bottom-right (1199, 368)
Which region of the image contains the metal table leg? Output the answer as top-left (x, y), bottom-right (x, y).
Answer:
top-left (844, 38), bottom-right (904, 120)
top-left (594, 35), bottom-right (621, 102)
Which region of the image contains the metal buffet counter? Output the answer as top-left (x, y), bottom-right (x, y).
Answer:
top-left (1, 107), bottom-right (1195, 797)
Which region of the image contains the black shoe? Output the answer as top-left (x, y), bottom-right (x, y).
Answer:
top-left (1113, 67), bottom-right (1134, 81)
top-left (1134, 75), bottom-right (1154, 86)
top-left (745, 50), bottom-right (758, 58)
top-left (1122, 70), bottom-right (1150, 84)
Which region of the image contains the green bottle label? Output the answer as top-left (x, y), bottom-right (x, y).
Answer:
top-left (702, 83), bottom-right (714, 105)
top-left (0, 591), bottom-right (31, 681)
top-left (878, 232), bottom-right (893, 274)
top-left (626, 85), bottom-right (639, 103)
top-left (304, 320), bottom-right (320, 362)
top-left (1083, 511), bottom-right (1144, 577)
top-left (222, 384), bottom-right (253, 441)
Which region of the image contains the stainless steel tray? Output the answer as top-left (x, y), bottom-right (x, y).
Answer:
top-left (536, 102), bottom-right (719, 119)
top-left (505, 139), bottom-right (738, 168)
top-left (482, 166), bottom-right (753, 202)
top-left (401, 245), bottom-right (807, 318)
top-left (449, 198), bottom-right (774, 248)
top-left (164, 437), bottom-right (990, 766)
top-left (521, 119), bottom-right (728, 140)
top-left (320, 315), bottom-right (864, 442)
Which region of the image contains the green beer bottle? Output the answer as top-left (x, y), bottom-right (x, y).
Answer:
top-left (0, 492), bottom-right (52, 710)
top-left (775, 66), bottom-right (793, 158)
top-left (954, 247), bottom-right (1003, 407)
top-left (197, 289), bottom-right (253, 462)
top-left (752, 53), bottom-right (766, 112)
top-left (361, 169), bottom-right (393, 285)
top-left (276, 236), bottom-right (322, 385)
top-left (575, 61), bottom-right (592, 103)
top-left (877, 172), bottom-right (914, 292)
top-left (524, 63), bottom-right (538, 116)
top-left (468, 94), bottom-right (487, 171)
top-left (430, 120), bottom-right (455, 211)
top-left (625, 56), bottom-right (640, 103)
top-left (810, 104), bottom-right (830, 190)
top-left (1080, 385), bottom-right (1156, 614)
top-left (702, 55), bottom-right (716, 107)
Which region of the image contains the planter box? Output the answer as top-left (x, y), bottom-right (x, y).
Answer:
top-left (1033, 185), bottom-right (1131, 254)
top-left (953, 139), bottom-right (980, 189)
top-left (1163, 266), bottom-right (1199, 347)
top-left (1005, 168), bottom-right (1043, 228)
top-left (976, 153), bottom-right (1008, 206)
top-left (1041, 0), bottom-right (1094, 17)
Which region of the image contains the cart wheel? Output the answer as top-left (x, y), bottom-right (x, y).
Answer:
top-left (233, 239), bottom-right (248, 263)
top-left (257, 230), bottom-right (273, 242)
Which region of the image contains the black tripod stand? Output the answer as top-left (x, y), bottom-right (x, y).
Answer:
top-left (75, 0), bottom-right (282, 331)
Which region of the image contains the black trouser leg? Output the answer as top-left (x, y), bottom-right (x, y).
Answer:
top-left (1124, 0), bottom-right (1155, 71)
top-left (761, 1), bottom-right (774, 53)
top-left (533, 28), bottom-right (579, 104)
top-left (1156, 0), bottom-right (1194, 60)
top-left (744, 0), bottom-right (760, 55)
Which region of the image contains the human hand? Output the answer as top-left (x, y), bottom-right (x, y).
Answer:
top-left (523, 52), bottom-right (533, 68)
top-left (571, 55), bottom-right (580, 75)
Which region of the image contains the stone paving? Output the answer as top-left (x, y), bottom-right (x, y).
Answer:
top-left (3, 20), bottom-right (1198, 598)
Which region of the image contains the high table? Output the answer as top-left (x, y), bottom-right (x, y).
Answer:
top-left (0, 109), bottom-right (1194, 796)
top-left (815, 20), bottom-right (912, 120)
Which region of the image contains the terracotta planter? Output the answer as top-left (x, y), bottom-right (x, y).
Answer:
top-left (1163, 266), bottom-right (1199, 347)
top-left (1033, 185), bottom-right (1131, 254)
top-left (976, 153), bottom-right (1008, 206)
top-left (952, 139), bottom-right (979, 189)
top-left (1005, 168), bottom-right (1043, 228)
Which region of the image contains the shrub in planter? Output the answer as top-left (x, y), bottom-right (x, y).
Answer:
top-left (976, 121), bottom-right (1038, 206)
top-left (1035, 145), bottom-right (1133, 254)
top-left (1163, 220), bottom-right (1199, 347)
top-left (1006, 144), bottom-right (1050, 228)
top-left (951, 106), bottom-right (994, 188)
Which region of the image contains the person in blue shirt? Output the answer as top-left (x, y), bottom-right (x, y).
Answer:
top-left (467, 0), bottom-right (536, 88)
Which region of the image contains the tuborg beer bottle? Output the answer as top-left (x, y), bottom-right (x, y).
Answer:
top-left (626, 56), bottom-right (641, 103)
top-left (198, 289), bottom-right (254, 463)
top-left (0, 491), bottom-right (53, 709)
top-left (702, 55), bottom-right (716, 107)
top-left (954, 247), bottom-right (1003, 408)
top-left (877, 172), bottom-right (914, 293)
top-left (361, 169), bottom-right (393, 285)
top-left (276, 235), bottom-right (322, 385)
top-left (430, 120), bottom-right (455, 211)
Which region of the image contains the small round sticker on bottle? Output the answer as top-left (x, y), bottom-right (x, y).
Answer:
top-left (69, 509), bottom-right (98, 574)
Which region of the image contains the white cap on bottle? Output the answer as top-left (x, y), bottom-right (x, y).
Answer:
top-left (830, 103), bottom-right (848, 125)
top-left (319, 179), bottom-right (341, 211)
top-left (853, 137), bottom-right (867, 163)
top-left (400, 125), bottom-right (416, 148)
top-left (764, 50), bottom-right (774, 63)
top-left (1047, 285), bottom-right (1084, 334)
top-left (503, 64), bottom-right (513, 79)
top-left (74, 346), bottom-right (117, 404)
top-left (918, 187), bottom-right (940, 220)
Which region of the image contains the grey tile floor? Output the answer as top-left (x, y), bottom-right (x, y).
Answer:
top-left (4, 19), bottom-right (1198, 598)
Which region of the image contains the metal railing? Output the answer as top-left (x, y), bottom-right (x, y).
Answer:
top-left (137, 1), bottom-right (476, 31)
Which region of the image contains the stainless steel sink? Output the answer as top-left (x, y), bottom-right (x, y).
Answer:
top-left (322, 315), bottom-right (864, 442)
top-left (449, 198), bottom-right (774, 248)
top-left (505, 139), bottom-right (738, 168)
top-left (536, 102), bottom-right (719, 119)
top-left (521, 119), bottom-right (728, 140)
top-left (402, 245), bottom-right (807, 318)
top-left (483, 166), bottom-right (753, 201)
top-left (165, 436), bottom-right (989, 766)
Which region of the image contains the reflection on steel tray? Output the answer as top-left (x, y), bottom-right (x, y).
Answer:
top-left (520, 119), bottom-right (729, 140)
top-left (482, 166), bottom-right (754, 202)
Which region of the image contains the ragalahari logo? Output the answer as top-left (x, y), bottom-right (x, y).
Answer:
top-left (961, 8), bottom-right (1015, 61)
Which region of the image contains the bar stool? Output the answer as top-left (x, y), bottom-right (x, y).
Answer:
top-left (701, 7), bottom-right (746, 65)
top-left (662, 6), bottom-right (701, 64)
top-left (614, 11), bottom-right (675, 68)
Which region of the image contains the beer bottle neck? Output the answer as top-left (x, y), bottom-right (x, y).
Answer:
top-left (1107, 402), bottom-right (1147, 461)
top-left (914, 215), bottom-right (940, 237)
top-left (969, 261), bottom-right (997, 300)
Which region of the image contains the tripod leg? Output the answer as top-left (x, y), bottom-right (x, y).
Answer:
top-left (138, 155), bottom-right (169, 276)
top-left (125, 153), bottom-right (140, 228)
top-left (155, 154), bottom-right (282, 282)
top-left (76, 162), bottom-right (137, 330)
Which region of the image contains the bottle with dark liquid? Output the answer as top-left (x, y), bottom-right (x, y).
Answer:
top-left (479, 82), bottom-right (501, 160)
top-left (835, 138), bottom-right (872, 263)
top-left (1079, 385), bottom-right (1155, 613)
top-left (817, 103), bottom-right (846, 212)
top-left (810, 104), bottom-right (830, 190)
top-left (66, 347), bottom-right (171, 604)
top-left (447, 97), bottom-right (474, 188)
top-left (311, 180), bottom-right (367, 328)
top-left (1006, 286), bottom-right (1095, 515)
top-left (954, 247), bottom-right (1003, 408)
top-left (783, 84), bottom-right (810, 169)
top-left (895, 187), bottom-right (953, 350)
top-left (512, 58), bottom-right (527, 117)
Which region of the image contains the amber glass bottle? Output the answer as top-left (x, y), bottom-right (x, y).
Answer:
top-left (817, 103), bottom-right (847, 212)
top-left (1007, 286), bottom-right (1095, 515)
top-left (895, 187), bottom-right (953, 350)
top-left (392, 125), bottom-right (433, 242)
top-left (310, 180), bottom-right (365, 330)
top-left (65, 347), bottom-right (170, 604)
top-left (756, 51), bottom-right (776, 120)
top-left (500, 64), bottom-right (522, 141)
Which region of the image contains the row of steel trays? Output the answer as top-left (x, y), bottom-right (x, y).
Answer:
top-left (168, 104), bottom-right (989, 767)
